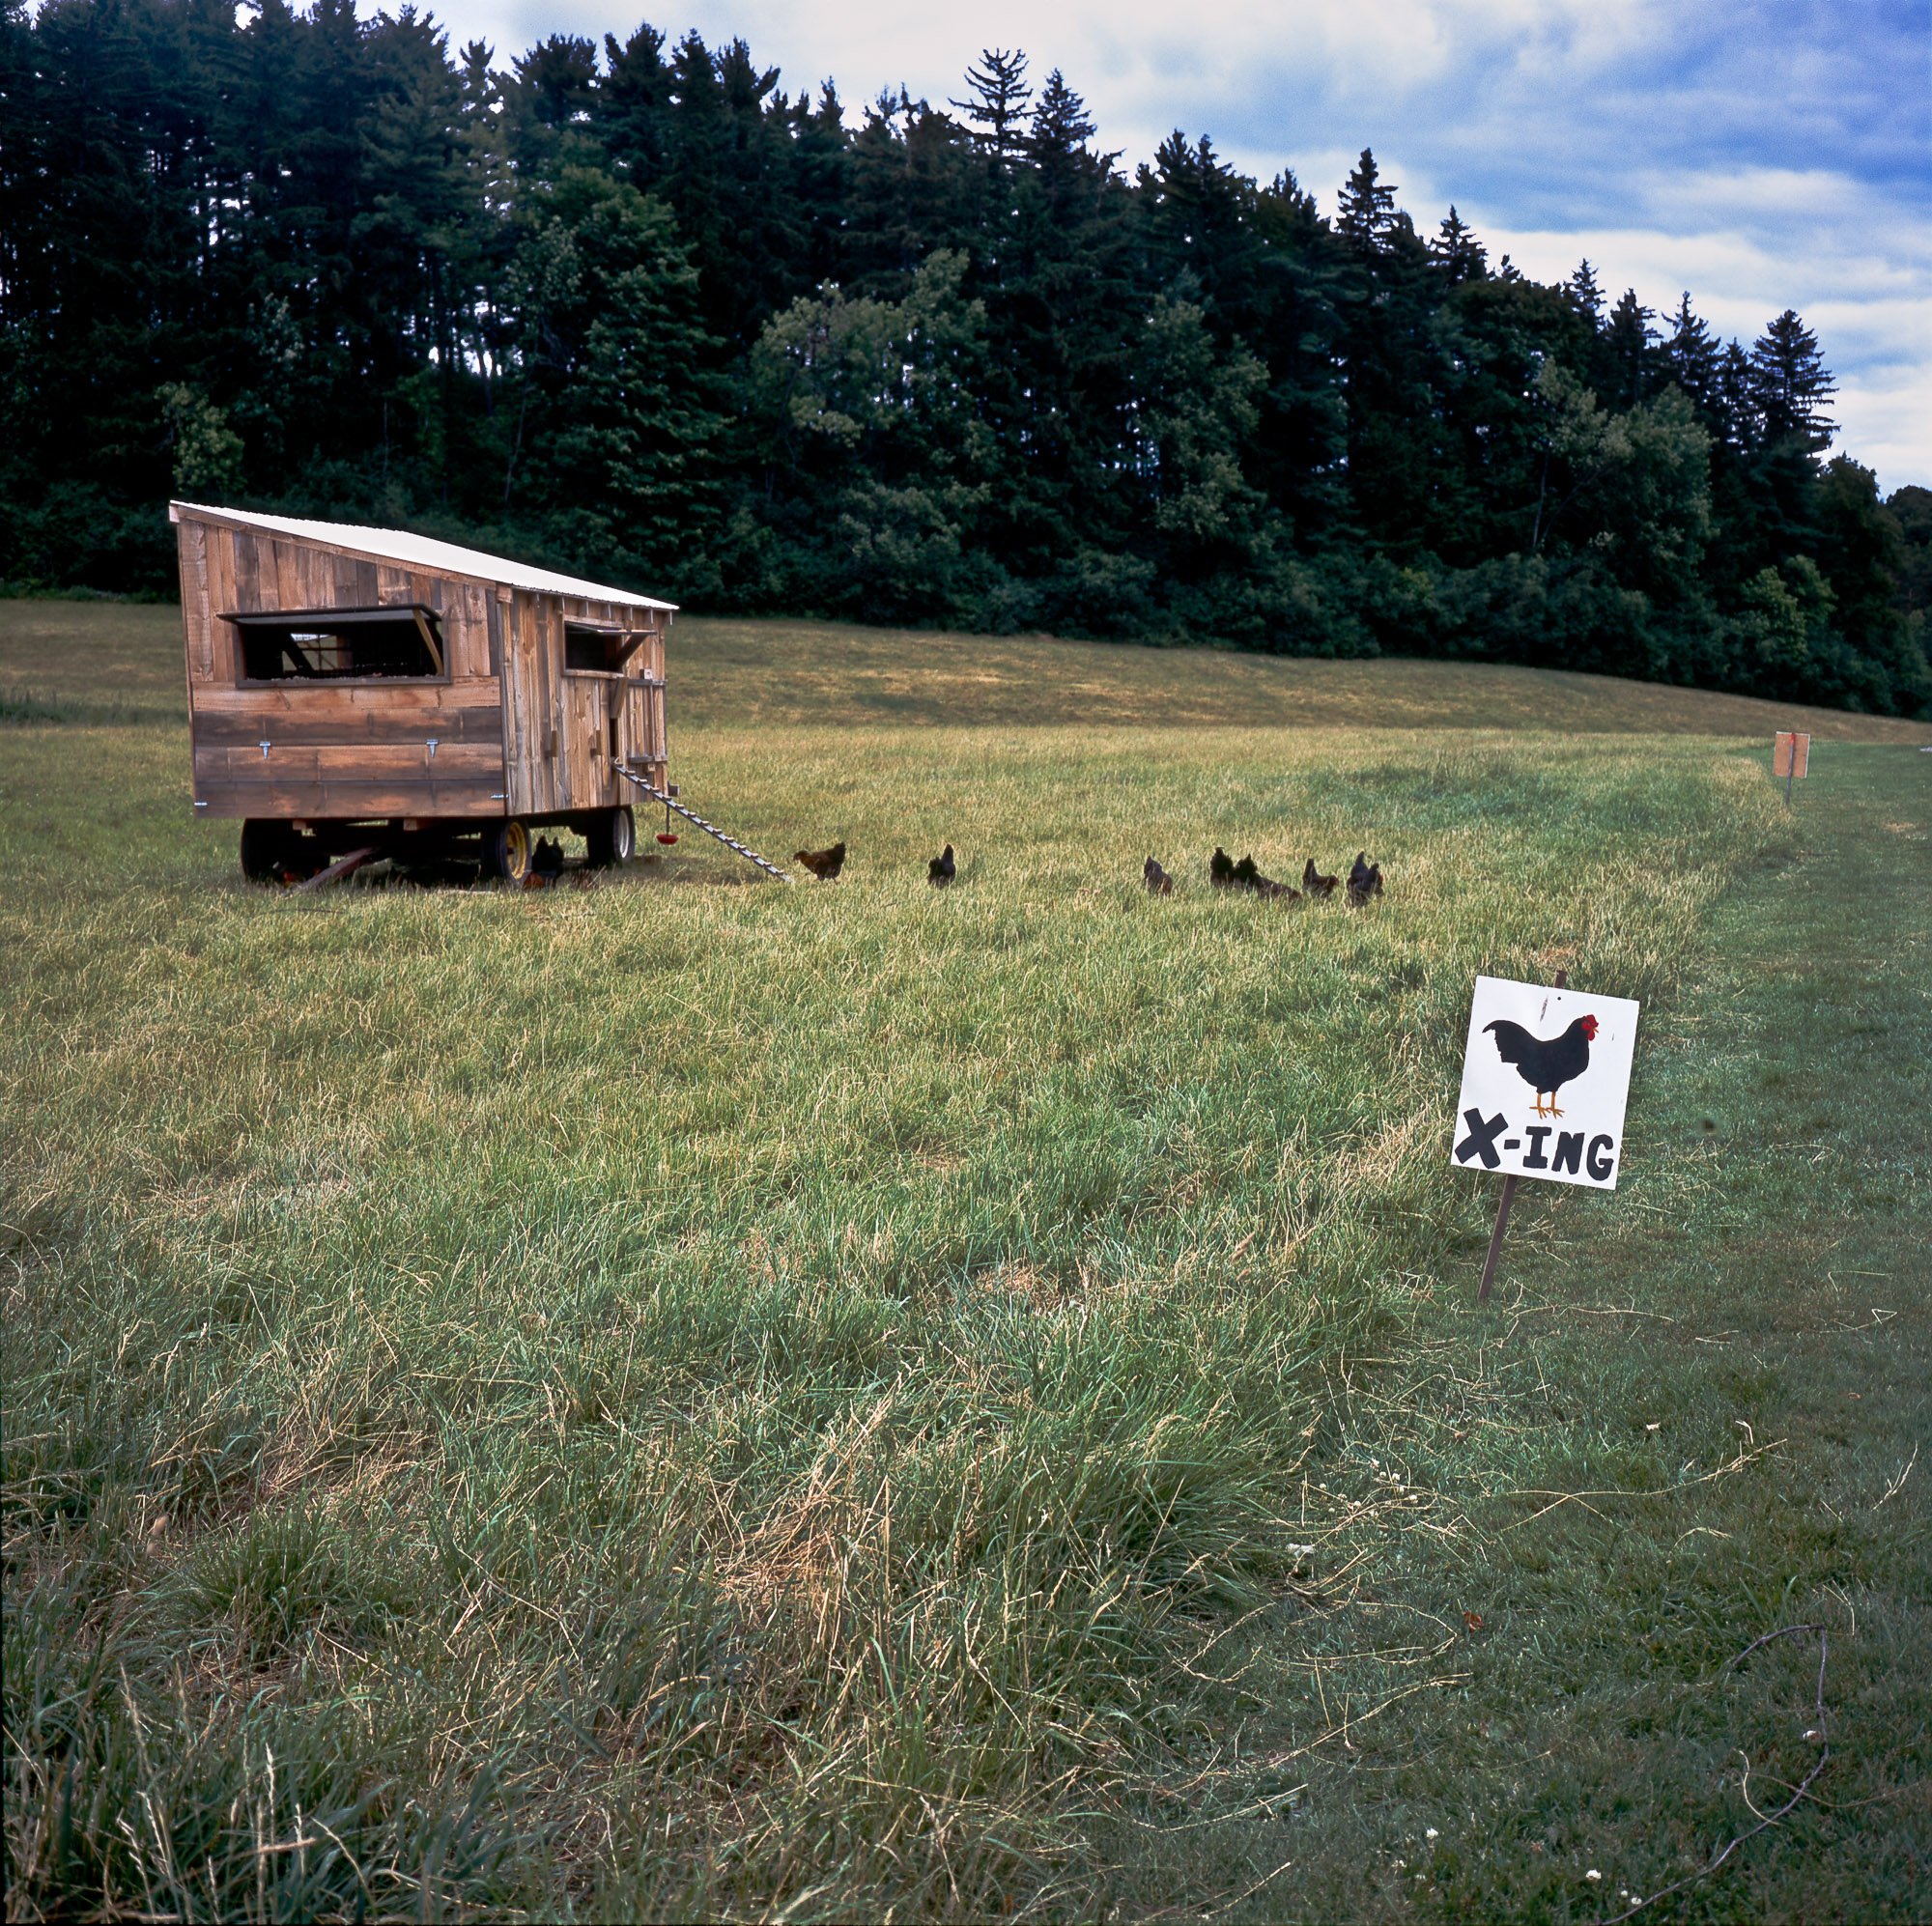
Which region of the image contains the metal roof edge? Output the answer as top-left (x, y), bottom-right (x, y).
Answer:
top-left (168, 501), bottom-right (679, 612)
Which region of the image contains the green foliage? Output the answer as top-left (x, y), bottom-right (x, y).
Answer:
top-left (156, 383), bottom-right (245, 497)
top-left (0, 10), bottom-right (1920, 711)
top-left (514, 167), bottom-right (724, 584)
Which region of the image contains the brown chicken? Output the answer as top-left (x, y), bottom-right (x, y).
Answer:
top-left (794, 840), bottom-right (846, 880)
top-left (1302, 858), bottom-right (1339, 899)
top-left (1144, 856), bottom-right (1175, 895)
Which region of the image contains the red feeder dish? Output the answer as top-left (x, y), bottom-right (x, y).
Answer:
top-left (657, 832), bottom-right (679, 844)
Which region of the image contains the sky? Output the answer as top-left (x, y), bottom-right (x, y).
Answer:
top-left (434, 0), bottom-right (1929, 487)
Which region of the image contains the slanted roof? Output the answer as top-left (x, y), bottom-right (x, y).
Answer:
top-left (170, 501), bottom-right (676, 611)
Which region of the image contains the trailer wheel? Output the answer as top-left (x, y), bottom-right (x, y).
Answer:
top-left (239, 818), bottom-right (296, 883)
top-left (482, 818), bottom-right (532, 884)
top-left (584, 806), bottom-right (636, 868)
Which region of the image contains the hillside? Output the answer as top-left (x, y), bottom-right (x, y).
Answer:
top-left (5, 600), bottom-right (1926, 741)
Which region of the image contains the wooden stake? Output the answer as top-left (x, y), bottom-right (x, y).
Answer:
top-left (1477, 1174), bottom-right (1517, 1304)
top-left (294, 845), bottom-right (377, 892)
top-left (1478, 967), bottom-right (1565, 1304)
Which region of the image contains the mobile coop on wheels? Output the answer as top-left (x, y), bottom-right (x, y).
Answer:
top-left (173, 501), bottom-right (672, 883)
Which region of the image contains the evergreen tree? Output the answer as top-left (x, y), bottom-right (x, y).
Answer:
top-left (1431, 207), bottom-right (1487, 283)
top-left (1662, 293), bottom-right (1719, 413)
top-left (1751, 309), bottom-right (1834, 449)
top-left (950, 47), bottom-right (1033, 167)
top-left (1603, 290), bottom-right (1656, 408)
top-left (1336, 148), bottom-right (1397, 252)
top-left (1565, 259), bottom-right (1603, 323)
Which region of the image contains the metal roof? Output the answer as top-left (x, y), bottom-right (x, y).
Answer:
top-left (170, 501), bottom-right (677, 611)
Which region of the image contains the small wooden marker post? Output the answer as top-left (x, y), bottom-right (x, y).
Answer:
top-left (1477, 968), bottom-right (1563, 1302)
top-left (1774, 730), bottom-right (1810, 806)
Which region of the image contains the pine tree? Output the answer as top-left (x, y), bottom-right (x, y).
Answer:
top-left (1565, 259), bottom-right (1603, 323)
top-left (950, 47), bottom-right (1033, 166)
top-left (1603, 289), bottom-right (1655, 408)
top-left (1717, 339), bottom-right (1758, 449)
top-left (1751, 309), bottom-right (1834, 449)
top-left (1661, 293), bottom-right (1719, 412)
top-left (1431, 207), bottom-right (1487, 283)
top-left (1336, 148), bottom-right (1396, 252)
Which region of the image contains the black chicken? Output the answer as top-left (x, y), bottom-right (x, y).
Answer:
top-left (1144, 857), bottom-right (1175, 895)
top-left (1228, 853), bottom-right (1298, 898)
top-left (928, 843), bottom-right (955, 887)
top-left (795, 840), bottom-right (846, 880)
top-left (1485, 1013), bottom-right (1601, 1118)
top-left (1209, 847), bottom-right (1236, 889)
top-left (1347, 852), bottom-right (1383, 905)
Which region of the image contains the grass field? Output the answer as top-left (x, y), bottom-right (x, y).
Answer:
top-left (3, 600), bottom-right (1927, 1921)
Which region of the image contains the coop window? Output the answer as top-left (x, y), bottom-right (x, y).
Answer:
top-left (564, 623), bottom-right (647, 673)
top-left (229, 606), bottom-right (445, 681)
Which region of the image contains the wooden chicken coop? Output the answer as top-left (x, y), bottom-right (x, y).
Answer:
top-left (172, 502), bottom-right (673, 882)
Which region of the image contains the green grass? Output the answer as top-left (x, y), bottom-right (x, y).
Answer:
top-left (3, 600), bottom-right (1926, 1920)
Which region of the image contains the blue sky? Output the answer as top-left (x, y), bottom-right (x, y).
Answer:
top-left (438, 0), bottom-right (1930, 487)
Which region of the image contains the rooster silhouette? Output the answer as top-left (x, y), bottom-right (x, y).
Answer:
top-left (1485, 1013), bottom-right (1600, 1118)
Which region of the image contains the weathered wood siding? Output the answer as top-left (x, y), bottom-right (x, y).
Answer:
top-left (178, 510), bottom-right (670, 825)
top-left (500, 595), bottom-right (668, 816)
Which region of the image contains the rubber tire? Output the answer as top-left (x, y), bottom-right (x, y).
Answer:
top-left (481, 818), bottom-right (532, 884)
top-left (583, 806), bottom-right (636, 869)
top-left (239, 818), bottom-right (296, 882)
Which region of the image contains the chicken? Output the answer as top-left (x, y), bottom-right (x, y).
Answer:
top-left (1347, 851), bottom-right (1383, 905)
top-left (1209, 846), bottom-right (1236, 889)
top-left (928, 843), bottom-right (955, 887)
top-left (1302, 858), bottom-right (1339, 899)
top-left (1485, 1013), bottom-right (1600, 1118)
top-left (1232, 853), bottom-right (1299, 899)
top-left (532, 836), bottom-right (565, 879)
top-left (1144, 856), bottom-right (1175, 895)
top-left (794, 840), bottom-right (846, 880)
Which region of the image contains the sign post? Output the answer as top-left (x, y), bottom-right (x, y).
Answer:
top-left (1452, 969), bottom-right (1641, 1303)
top-left (1774, 730), bottom-right (1810, 805)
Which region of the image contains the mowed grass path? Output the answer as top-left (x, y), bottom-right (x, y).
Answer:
top-left (2, 601), bottom-right (1925, 1920)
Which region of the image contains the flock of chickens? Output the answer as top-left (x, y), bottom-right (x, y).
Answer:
top-left (792, 838), bottom-right (1386, 903)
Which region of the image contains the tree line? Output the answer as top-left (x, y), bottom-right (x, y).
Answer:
top-left (3, 1), bottom-right (1927, 712)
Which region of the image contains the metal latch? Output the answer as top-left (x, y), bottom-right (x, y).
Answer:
top-left (258, 740), bottom-right (271, 757)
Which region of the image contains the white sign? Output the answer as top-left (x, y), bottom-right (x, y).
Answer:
top-left (1451, 976), bottom-right (1640, 1190)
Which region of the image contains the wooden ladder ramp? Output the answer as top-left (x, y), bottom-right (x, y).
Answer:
top-left (612, 761), bottom-right (793, 884)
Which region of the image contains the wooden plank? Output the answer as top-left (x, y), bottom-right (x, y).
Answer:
top-left (194, 778), bottom-right (508, 818)
top-left (208, 527), bottom-right (238, 684)
top-left (294, 846), bottom-right (378, 892)
top-left (178, 521), bottom-right (213, 684)
top-left (502, 592), bottom-right (549, 816)
top-left (196, 742), bottom-right (503, 781)
top-left (194, 703), bottom-right (504, 748)
top-left (194, 678), bottom-right (499, 715)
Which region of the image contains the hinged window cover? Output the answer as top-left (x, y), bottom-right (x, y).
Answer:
top-left (227, 605), bottom-right (445, 681)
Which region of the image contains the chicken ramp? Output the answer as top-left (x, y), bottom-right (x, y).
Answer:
top-left (612, 761), bottom-right (793, 883)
